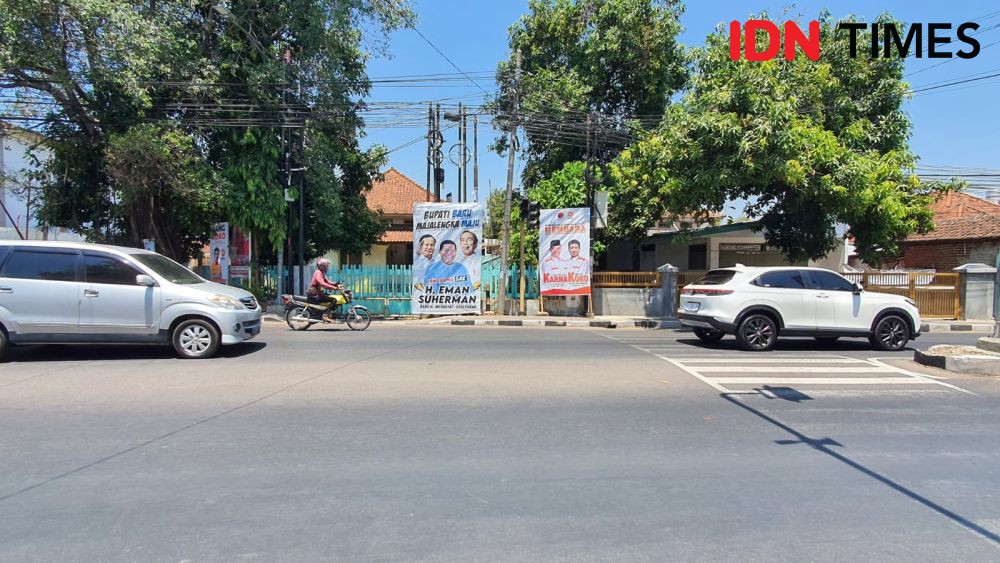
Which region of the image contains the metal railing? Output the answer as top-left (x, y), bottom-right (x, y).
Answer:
top-left (593, 271), bottom-right (663, 288)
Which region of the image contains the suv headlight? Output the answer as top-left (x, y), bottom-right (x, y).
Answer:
top-left (208, 294), bottom-right (244, 310)
top-left (904, 298), bottom-right (917, 308)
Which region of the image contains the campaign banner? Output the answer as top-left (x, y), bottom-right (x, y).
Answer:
top-left (229, 226), bottom-right (252, 284)
top-left (412, 203), bottom-right (482, 315)
top-left (209, 222), bottom-right (229, 284)
top-left (539, 208), bottom-right (591, 296)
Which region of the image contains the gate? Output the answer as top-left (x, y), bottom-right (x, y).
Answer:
top-left (844, 271), bottom-right (960, 319)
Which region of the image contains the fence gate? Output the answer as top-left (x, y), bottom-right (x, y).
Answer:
top-left (844, 272), bottom-right (960, 319)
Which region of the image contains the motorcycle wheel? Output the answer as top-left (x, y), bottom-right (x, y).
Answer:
top-left (286, 306), bottom-right (313, 331)
top-left (346, 307), bottom-right (371, 331)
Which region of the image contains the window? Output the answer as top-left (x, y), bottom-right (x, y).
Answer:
top-left (693, 269), bottom-right (736, 285)
top-left (84, 254), bottom-right (144, 285)
top-left (752, 270), bottom-right (805, 289)
top-left (2, 250), bottom-right (78, 282)
top-left (808, 270), bottom-right (854, 292)
top-left (132, 253), bottom-right (203, 284)
top-left (340, 252), bottom-right (363, 267)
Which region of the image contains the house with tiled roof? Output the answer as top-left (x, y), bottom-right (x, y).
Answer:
top-left (332, 168), bottom-right (437, 266)
top-left (900, 192), bottom-right (1000, 270)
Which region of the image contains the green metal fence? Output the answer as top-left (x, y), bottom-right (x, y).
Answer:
top-left (204, 261), bottom-right (538, 316)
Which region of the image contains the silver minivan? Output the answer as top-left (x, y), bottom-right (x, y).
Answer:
top-left (0, 241), bottom-right (262, 359)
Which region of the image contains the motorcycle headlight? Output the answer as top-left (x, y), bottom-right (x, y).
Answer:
top-left (208, 294), bottom-right (244, 310)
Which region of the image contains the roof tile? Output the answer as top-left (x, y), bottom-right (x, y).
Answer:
top-left (366, 168), bottom-right (437, 215)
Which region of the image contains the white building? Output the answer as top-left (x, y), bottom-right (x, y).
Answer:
top-left (0, 125), bottom-right (83, 241)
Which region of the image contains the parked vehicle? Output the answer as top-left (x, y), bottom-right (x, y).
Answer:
top-left (282, 290), bottom-right (371, 331)
top-left (0, 241), bottom-right (262, 360)
top-left (677, 266), bottom-right (921, 352)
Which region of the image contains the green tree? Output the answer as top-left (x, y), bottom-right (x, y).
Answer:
top-left (611, 14), bottom-right (941, 265)
top-left (1, 0), bottom-right (412, 261)
top-left (490, 0), bottom-right (688, 188)
top-left (105, 123), bottom-right (223, 260)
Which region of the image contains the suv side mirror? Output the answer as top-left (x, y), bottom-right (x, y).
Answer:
top-left (136, 274), bottom-right (156, 287)
top-left (852, 282), bottom-right (863, 294)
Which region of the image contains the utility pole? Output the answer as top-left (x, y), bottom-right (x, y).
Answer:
top-left (426, 102), bottom-right (432, 202)
top-left (585, 112), bottom-right (596, 318)
top-left (473, 114), bottom-right (479, 202)
top-left (434, 103), bottom-right (443, 201)
top-left (457, 102), bottom-right (465, 202)
top-left (499, 49), bottom-right (521, 318)
top-left (462, 105), bottom-right (469, 204)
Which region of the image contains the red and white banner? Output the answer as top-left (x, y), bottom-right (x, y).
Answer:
top-left (539, 208), bottom-right (591, 296)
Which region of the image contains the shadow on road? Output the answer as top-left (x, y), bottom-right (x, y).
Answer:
top-left (722, 392), bottom-right (999, 545)
top-left (3, 342), bottom-right (267, 363)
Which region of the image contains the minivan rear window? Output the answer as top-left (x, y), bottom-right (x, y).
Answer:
top-left (693, 270), bottom-right (736, 285)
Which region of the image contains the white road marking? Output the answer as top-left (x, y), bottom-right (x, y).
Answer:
top-left (867, 358), bottom-right (976, 395)
top-left (678, 358), bottom-right (867, 364)
top-left (709, 377), bottom-right (930, 385)
top-left (695, 366), bottom-right (895, 373)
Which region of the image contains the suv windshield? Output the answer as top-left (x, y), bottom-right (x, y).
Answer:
top-left (132, 253), bottom-right (205, 284)
top-left (693, 270), bottom-right (736, 285)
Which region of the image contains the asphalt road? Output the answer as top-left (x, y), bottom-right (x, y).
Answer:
top-left (0, 324), bottom-right (998, 561)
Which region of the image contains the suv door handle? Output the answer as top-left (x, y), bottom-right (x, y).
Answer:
top-left (816, 294), bottom-right (830, 299)
top-left (84, 289), bottom-right (100, 298)
top-left (0, 286), bottom-right (12, 293)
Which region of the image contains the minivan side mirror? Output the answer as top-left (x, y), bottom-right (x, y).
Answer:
top-left (136, 274), bottom-right (156, 287)
top-left (852, 282), bottom-right (863, 294)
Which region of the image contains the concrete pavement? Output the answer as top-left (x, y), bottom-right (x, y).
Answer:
top-left (0, 325), bottom-right (998, 561)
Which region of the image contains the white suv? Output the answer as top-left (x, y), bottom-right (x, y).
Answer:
top-left (678, 266), bottom-right (921, 352)
top-left (0, 241), bottom-right (262, 360)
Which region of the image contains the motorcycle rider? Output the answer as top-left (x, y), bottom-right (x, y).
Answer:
top-left (309, 258), bottom-right (344, 316)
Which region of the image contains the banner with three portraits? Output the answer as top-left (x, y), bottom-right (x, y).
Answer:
top-left (412, 203), bottom-right (483, 314)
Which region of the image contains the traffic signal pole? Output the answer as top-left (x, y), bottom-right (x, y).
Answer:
top-left (519, 215), bottom-right (526, 315)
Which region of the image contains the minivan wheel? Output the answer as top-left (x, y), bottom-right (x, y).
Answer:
top-left (870, 315), bottom-right (910, 352)
top-left (0, 329), bottom-right (8, 362)
top-left (693, 327), bottom-right (725, 344)
top-left (172, 319), bottom-right (221, 359)
top-left (736, 314), bottom-right (778, 351)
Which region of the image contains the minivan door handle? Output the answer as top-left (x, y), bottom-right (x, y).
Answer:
top-left (84, 289), bottom-right (100, 298)
top-left (0, 286), bottom-right (11, 293)
top-left (816, 293), bottom-right (830, 299)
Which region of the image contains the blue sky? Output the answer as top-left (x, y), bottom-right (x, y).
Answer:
top-left (362, 1), bottom-right (1000, 200)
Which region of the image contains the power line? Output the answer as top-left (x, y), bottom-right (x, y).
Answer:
top-left (411, 27), bottom-right (492, 96)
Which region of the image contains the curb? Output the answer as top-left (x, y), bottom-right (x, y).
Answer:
top-left (446, 319), bottom-right (682, 329)
top-left (920, 322), bottom-right (993, 333)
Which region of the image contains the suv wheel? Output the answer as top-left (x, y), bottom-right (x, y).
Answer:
top-left (693, 327), bottom-right (725, 344)
top-left (0, 329), bottom-right (8, 362)
top-left (870, 315), bottom-right (910, 352)
top-left (736, 314), bottom-right (778, 351)
top-left (172, 319), bottom-right (221, 359)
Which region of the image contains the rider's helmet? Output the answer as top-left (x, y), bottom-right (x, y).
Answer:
top-left (317, 258), bottom-right (331, 272)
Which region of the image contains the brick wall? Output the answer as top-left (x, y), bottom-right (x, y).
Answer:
top-left (903, 240), bottom-right (1000, 270)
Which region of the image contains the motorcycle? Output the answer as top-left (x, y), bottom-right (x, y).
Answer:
top-left (281, 289), bottom-right (372, 331)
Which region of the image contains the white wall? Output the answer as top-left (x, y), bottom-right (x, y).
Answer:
top-left (0, 131), bottom-right (81, 241)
